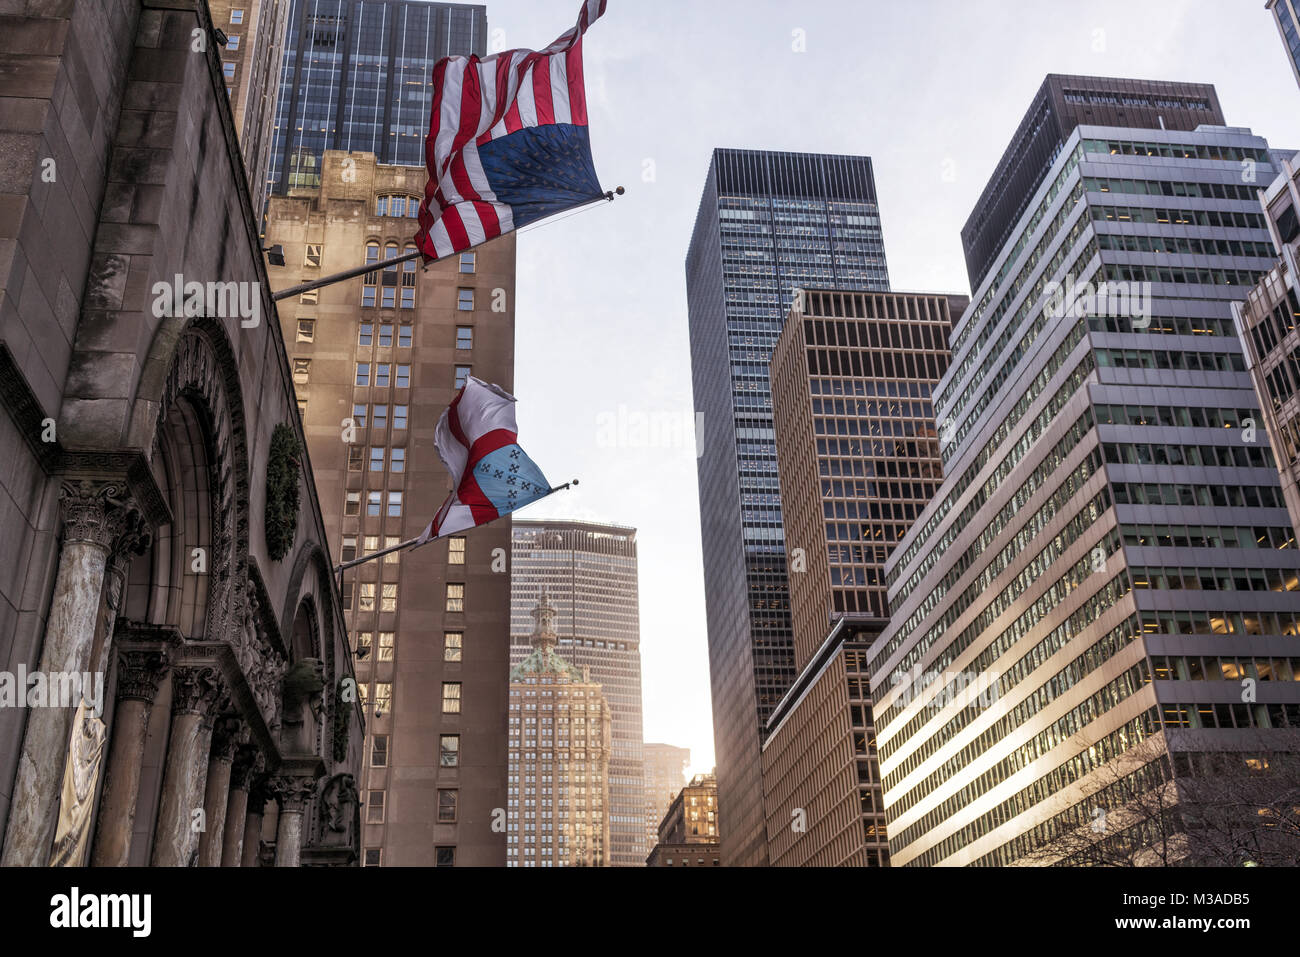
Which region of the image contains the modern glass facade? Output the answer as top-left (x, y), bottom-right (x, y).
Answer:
top-left (686, 148), bottom-right (889, 866)
top-left (870, 122), bottom-right (1300, 866)
top-left (1270, 0), bottom-right (1300, 89)
top-left (509, 520), bottom-right (647, 866)
top-left (268, 0), bottom-right (486, 197)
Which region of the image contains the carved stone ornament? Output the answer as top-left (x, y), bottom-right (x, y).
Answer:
top-left (58, 481), bottom-right (145, 552)
top-left (169, 666), bottom-right (224, 717)
top-left (210, 716), bottom-right (245, 762)
top-left (269, 774), bottom-right (317, 813)
top-left (318, 773), bottom-right (358, 847)
top-left (230, 746), bottom-right (264, 791)
top-left (115, 650), bottom-right (170, 704)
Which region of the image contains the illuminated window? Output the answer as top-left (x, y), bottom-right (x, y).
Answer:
top-left (445, 583), bottom-right (464, 612)
top-left (378, 631), bottom-right (395, 660)
top-left (440, 734), bottom-right (460, 767)
top-left (442, 682), bottom-right (462, 714)
top-left (374, 682), bottom-right (392, 714)
top-left (381, 583), bottom-right (397, 612)
top-left (448, 536), bottom-right (465, 564)
top-left (292, 358), bottom-right (310, 384)
top-left (359, 583), bottom-right (375, 611)
top-left (444, 631), bottom-right (463, 662)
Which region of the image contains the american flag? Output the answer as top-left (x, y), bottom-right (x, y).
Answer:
top-left (414, 0), bottom-right (608, 262)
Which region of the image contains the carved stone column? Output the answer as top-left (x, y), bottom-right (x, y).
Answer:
top-left (269, 774), bottom-right (318, 867)
top-left (196, 716), bottom-right (242, 867)
top-left (221, 746), bottom-right (262, 866)
top-left (241, 777), bottom-right (271, 867)
top-left (1, 481), bottom-right (146, 866)
top-left (151, 666), bottom-right (223, 866)
top-left (90, 649), bottom-right (169, 866)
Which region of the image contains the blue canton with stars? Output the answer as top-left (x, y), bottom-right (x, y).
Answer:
top-left (477, 123), bottom-right (603, 229)
top-left (473, 444), bottom-right (551, 515)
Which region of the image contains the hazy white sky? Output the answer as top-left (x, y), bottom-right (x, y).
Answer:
top-left (485, 0), bottom-right (1300, 776)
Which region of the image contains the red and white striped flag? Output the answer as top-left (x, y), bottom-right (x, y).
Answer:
top-left (414, 0), bottom-right (608, 262)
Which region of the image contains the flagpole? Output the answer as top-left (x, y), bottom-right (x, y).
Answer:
top-left (271, 188), bottom-right (624, 303)
top-left (332, 479), bottom-right (580, 574)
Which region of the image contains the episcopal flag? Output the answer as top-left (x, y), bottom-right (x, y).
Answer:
top-left (416, 377), bottom-right (553, 544)
top-left (414, 0), bottom-right (608, 262)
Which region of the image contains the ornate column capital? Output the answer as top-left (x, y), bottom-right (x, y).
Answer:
top-left (210, 717), bottom-right (246, 763)
top-left (58, 480), bottom-right (151, 555)
top-left (116, 650), bottom-right (171, 704)
top-left (268, 774), bottom-right (318, 814)
top-left (170, 666), bottom-right (224, 718)
top-left (230, 746), bottom-right (264, 791)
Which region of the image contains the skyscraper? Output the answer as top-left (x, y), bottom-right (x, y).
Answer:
top-left (686, 148), bottom-right (890, 866)
top-left (509, 519), bottom-right (647, 866)
top-left (1235, 156), bottom-right (1300, 533)
top-left (645, 772), bottom-right (721, 867)
top-left (960, 75), bottom-right (1224, 291)
top-left (642, 742), bottom-right (690, 849)
top-left (210, 0), bottom-right (293, 217)
top-left (508, 595), bottom-right (612, 868)
top-left (1268, 1), bottom-right (1300, 89)
top-left (871, 93), bottom-right (1300, 865)
top-left (267, 0), bottom-right (487, 198)
top-left (268, 151), bottom-right (517, 866)
top-left (763, 288), bottom-right (963, 867)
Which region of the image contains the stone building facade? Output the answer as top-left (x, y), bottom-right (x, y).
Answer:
top-left (0, 0), bottom-right (362, 867)
top-left (645, 771), bottom-right (720, 866)
top-left (265, 150), bottom-right (516, 867)
top-left (508, 594), bottom-right (612, 867)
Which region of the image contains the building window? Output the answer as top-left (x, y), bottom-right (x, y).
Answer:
top-left (296, 398), bottom-right (307, 419)
top-left (442, 683), bottom-right (462, 714)
top-left (366, 790), bottom-right (385, 824)
top-left (226, 34), bottom-right (240, 50)
top-left (355, 631), bottom-right (372, 657)
top-left (378, 631), bottom-right (395, 661)
top-left (300, 287), bottom-right (317, 305)
top-left (352, 403), bottom-right (367, 428)
top-left (341, 535), bottom-right (357, 562)
top-left (459, 252), bottom-right (476, 273)
top-left (230, 8), bottom-right (244, 24)
top-left (362, 242), bottom-right (379, 306)
top-left (390, 447), bottom-right (406, 472)
top-left (445, 583), bottom-right (464, 613)
top-left (222, 62), bottom-right (235, 80)
top-left (381, 287), bottom-right (396, 309)
top-left (381, 583), bottom-right (397, 612)
top-left (363, 849), bottom-right (381, 867)
top-left (373, 404), bottom-right (388, 429)
top-left (348, 446), bottom-right (363, 471)
top-left (367, 491), bottom-right (382, 516)
top-left (455, 326), bottom-right (473, 350)
top-left (398, 324), bottom-right (413, 348)
top-left (438, 789), bottom-right (458, 823)
top-left (384, 241), bottom-right (399, 269)
top-left (374, 682), bottom-right (392, 715)
top-left (304, 243), bottom-right (322, 267)
top-left (376, 323), bottom-right (392, 347)
top-left (454, 365), bottom-right (471, 389)
top-left (383, 537), bottom-right (400, 564)
top-left (444, 631), bottom-right (463, 662)
top-left (448, 536), bottom-right (465, 564)
top-left (292, 358), bottom-right (310, 384)
top-left (359, 323), bottom-right (373, 346)
top-left (435, 846), bottom-right (456, 867)
top-left (400, 287), bottom-right (415, 309)
top-left (371, 735), bottom-right (389, 767)
top-left (296, 319), bottom-right (315, 343)
top-left (395, 364), bottom-right (410, 388)
top-left (457, 288), bottom-right (474, 311)
top-left (393, 405), bottom-right (408, 430)
top-left (440, 734), bottom-right (460, 767)
top-left (359, 583), bottom-right (375, 611)
top-left (374, 363), bottom-right (390, 388)
top-left (386, 491), bottom-right (402, 517)
top-left (355, 363), bottom-right (370, 386)
top-left (344, 491), bottom-right (360, 516)
top-left (369, 447), bottom-right (384, 471)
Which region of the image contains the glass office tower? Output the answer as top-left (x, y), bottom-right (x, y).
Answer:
top-left (686, 148), bottom-right (889, 866)
top-left (268, 0), bottom-right (486, 197)
top-left (870, 117), bottom-right (1300, 866)
top-left (510, 520), bottom-right (647, 866)
top-left (1268, 1), bottom-right (1300, 89)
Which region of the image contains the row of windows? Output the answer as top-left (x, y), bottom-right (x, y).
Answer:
top-left (1131, 565), bottom-right (1300, 593)
top-left (1102, 441), bottom-right (1276, 470)
top-left (1094, 348), bottom-right (1246, 374)
top-left (1122, 523), bottom-right (1296, 550)
top-left (1095, 231), bottom-right (1274, 260)
top-left (350, 403), bottom-right (408, 430)
top-left (1085, 176), bottom-right (1262, 202)
top-left (1112, 481), bottom-right (1285, 509)
top-left (1086, 314), bottom-right (1238, 337)
top-left (1091, 203), bottom-right (1266, 230)
top-left (1094, 403), bottom-right (1256, 430)
top-left (367, 732), bottom-right (460, 770)
top-left (348, 446), bottom-right (405, 473)
top-left (1081, 138), bottom-right (1270, 163)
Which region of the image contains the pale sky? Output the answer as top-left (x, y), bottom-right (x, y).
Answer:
top-left (483, 0), bottom-right (1300, 777)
